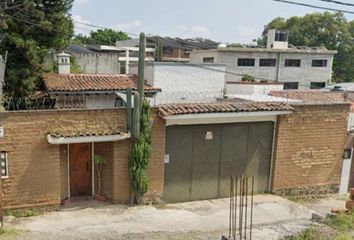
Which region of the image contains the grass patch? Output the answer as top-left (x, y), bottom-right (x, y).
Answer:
top-left (5, 208), bottom-right (42, 218)
top-left (0, 228), bottom-right (21, 239)
top-left (284, 212), bottom-right (354, 240)
top-left (327, 211), bottom-right (354, 232)
top-left (283, 227), bottom-right (321, 240)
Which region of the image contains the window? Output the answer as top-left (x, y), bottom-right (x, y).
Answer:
top-left (115, 97), bottom-right (126, 108)
top-left (203, 57), bottom-right (214, 63)
top-left (312, 59), bottom-right (328, 67)
top-left (119, 61), bottom-right (126, 74)
top-left (275, 31), bottom-right (288, 42)
top-left (237, 58), bottom-right (255, 67)
top-left (0, 151), bottom-right (9, 179)
top-left (310, 82), bottom-right (326, 89)
top-left (163, 47), bottom-right (173, 54)
top-left (259, 58), bottom-right (276, 67)
top-left (283, 82), bottom-right (299, 89)
top-left (284, 59), bottom-right (301, 67)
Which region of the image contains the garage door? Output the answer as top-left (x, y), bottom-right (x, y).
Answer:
top-left (164, 122), bottom-right (274, 202)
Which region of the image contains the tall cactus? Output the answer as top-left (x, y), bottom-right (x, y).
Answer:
top-left (128, 32), bottom-right (152, 204)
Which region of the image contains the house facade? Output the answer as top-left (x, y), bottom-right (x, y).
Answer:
top-left (190, 30), bottom-right (337, 90)
top-left (0, 98), bottom-right (349, 208)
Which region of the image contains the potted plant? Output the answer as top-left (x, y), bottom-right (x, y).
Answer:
top-left (93, 154), bottom-right (107, 201)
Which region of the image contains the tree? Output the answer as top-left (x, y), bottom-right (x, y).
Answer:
top-left (258, 12), bottom-right (354, 82)
top-left (72, 29), bottom-right (130, 45)
top-left (0, 0), bottom-right (74, 98)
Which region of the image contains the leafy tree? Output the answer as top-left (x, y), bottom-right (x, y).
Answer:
top-left (0, 0), bottom-right (74, 98)
top-left (258, 12), bottom-right (354, 82)
top-left (72, 29), bottom-right (130, 45)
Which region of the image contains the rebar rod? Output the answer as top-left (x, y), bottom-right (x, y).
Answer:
top-left (229, 176), bottom-right (233, 238)
top-left (234, 176), bottom-right (238, 239)
top-left (244, 177), bottom-right (248, 240)
top-left (239, 176), bottom-right (243, 240)
top-left (250, 176), bottom-right (254, 240)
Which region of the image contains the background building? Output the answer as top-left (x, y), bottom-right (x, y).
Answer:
top-left (190, 30), bottom-right (337, 90)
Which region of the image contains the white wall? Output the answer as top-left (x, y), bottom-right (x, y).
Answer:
top-left (227, 82), bottom-right (284, 95)
top-left (190, 50), bottom-right (335, 89)
top-left (130, 62), bottom-right (226, 104)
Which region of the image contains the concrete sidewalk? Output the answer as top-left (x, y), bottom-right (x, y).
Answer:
top-left (4, 194), bottom-right (320, 240)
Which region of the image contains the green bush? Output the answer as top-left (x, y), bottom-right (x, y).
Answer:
top-left (241, 74), bottom-right (255, 82)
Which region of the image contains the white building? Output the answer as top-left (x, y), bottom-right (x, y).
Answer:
top-left (190, 29), bottom-right (337, 90)
top-left (129, 62), bottom-right (226, 105)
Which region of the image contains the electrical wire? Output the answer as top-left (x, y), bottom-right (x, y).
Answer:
top-left (272, 0), bottom-right (354, 14)
top-left (315, 0), bottom-right (354, 7)
top-left (73, 20), bottom-right (140, 37)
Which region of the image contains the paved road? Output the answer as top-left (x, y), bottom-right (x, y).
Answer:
top-left (2, 194), bottom-right (331, 240)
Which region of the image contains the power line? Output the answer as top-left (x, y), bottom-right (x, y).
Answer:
top-left (73, 20), bottom-right (140, 37)
top-left (315, 0), bottom-right (354, 7)
top-left (272, 0), bottom-right (354, 14)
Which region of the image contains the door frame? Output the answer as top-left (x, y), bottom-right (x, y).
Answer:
top-left (67, 142), bottom-right (95, 198)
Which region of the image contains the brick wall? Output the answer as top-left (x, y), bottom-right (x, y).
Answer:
top-left (0, 109), bottom-right (125, 209)
top-left (111, 109), bottom-right (166, 203)
top-left (0, 108), bottom-right (165, 209)
top-left (94, 142), bottom-right (114, 198)
top-left (272, 104), bottom-right (349, 194)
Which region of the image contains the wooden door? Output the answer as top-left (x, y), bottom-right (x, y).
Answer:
top-left (70, 143), bottom-right (92, 197)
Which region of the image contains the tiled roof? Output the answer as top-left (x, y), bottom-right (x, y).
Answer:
top-left (159, 102), bottom-right (293, 117)
top-left (43, 73), bottom-right (160, 93)
top-left (48, 124), bottom-right (126, 138)
top-left (269, 90), bottom-right (348, 105)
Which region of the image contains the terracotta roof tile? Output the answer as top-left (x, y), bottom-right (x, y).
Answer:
top-left (159, 102), bottom-right (293, 117)
top-left (43, 73), bottom-right (160, 92)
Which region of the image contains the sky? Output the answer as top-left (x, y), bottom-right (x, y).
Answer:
top-left (71, 0), bottom-right (354, 44)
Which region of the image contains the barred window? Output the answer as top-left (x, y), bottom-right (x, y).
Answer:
top-left (237, 58), bottom-right (255, 67)
top-left (260, 59), bottom-right (276, 67)
top-left (284, 59), bottom-right (301, 67)
top-left (312, 59), bottom-right (328, 67)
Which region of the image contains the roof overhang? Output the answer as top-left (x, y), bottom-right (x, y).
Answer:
top-left (162, 111), bottom-right (292, 126)
top-left (47, 132), bottom-right (131, 144)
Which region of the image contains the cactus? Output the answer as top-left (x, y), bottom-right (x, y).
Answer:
top-left (126, 88), bottom-right (132, 132)
top-left (132, 92), bottom-right (141, 140)
top-left (127, 32), bottom-right (152, 204)
top-left (128, 99), bottom-right (152, 204)
top-left (137, 32), bottom-right (145, 107)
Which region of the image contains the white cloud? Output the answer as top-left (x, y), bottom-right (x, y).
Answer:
top-left (72, 15), bottom-right (91, 35)
top-left (170, 24), bottom-right (211, 38)
top-left (112, 20), bottom-right (143, 31)
top-left (236, 26), bottom-right (258, 39)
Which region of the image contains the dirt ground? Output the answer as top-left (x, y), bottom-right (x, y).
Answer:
top-left (0, 194), bottom-right (345, 240)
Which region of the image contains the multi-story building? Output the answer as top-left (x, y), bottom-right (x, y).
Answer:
top-left (190, 30), bottom-right (337, 90)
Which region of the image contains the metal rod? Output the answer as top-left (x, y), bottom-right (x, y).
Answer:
top-left (244, 177), bottom-right (248, 240)
top-left (250, 176), bottom-right (254, 240)
top-left (234, 176), bottom-right (238, 239)
top-left (239, 176), bottom-right (243, 240)
top-left (229, 176), bottom-right (232, 238)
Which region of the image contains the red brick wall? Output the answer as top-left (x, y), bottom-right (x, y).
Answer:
top-left (272, 104), bottom-right (349, 193)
